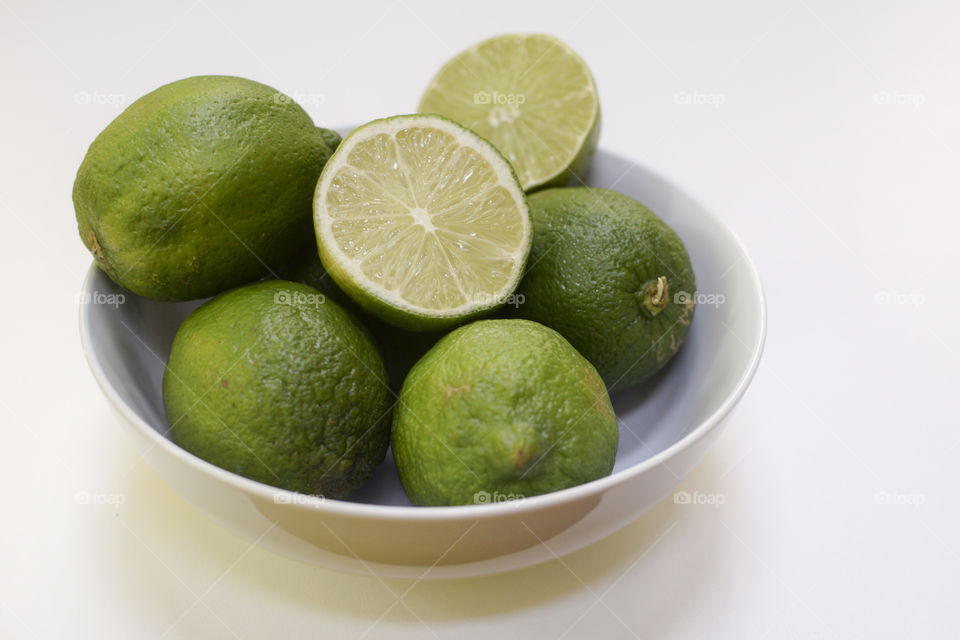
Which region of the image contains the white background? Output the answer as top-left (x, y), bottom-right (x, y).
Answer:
top-left (2, 1), bottom-right (958, 638)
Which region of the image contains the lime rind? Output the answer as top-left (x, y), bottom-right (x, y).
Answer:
top-left (313, 114), bottom-right (531, 331)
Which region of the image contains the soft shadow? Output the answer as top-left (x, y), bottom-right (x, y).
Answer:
top-left (106, 442), bottom-right (730, 629)
top-left (609, 353), bottom-right (682, 415)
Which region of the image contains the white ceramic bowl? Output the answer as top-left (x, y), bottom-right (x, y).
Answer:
top-left (79, 147), bottom-right (765, 579)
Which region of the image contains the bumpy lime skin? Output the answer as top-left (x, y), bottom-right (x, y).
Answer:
top-left (163, 280), bottom-right (392, 498)
top-left (513, 187), bottom-right (697, 391)
top-left (392, 319), bottom-right (618, 506)
top-left (73, 75), bottom-right (340, 300)
top-left (285, 246), bottom-right (446, 391)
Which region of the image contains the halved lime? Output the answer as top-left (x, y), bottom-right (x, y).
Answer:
top-left (313, 114), bottom-right (531, 331)
top-left (418, 34), bottom-right (600, 192)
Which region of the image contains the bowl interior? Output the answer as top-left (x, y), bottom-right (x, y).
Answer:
top-left (81, 147), bottom-right (764, 508)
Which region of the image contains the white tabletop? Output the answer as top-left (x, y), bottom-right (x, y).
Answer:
top-left (2, 1), bottom-right (958, 637)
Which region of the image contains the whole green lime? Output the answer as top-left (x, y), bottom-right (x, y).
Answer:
top-left (513, 187), bottom-right (696, 391)
top-left (74, 75), bottom-right (341, 300)
top-left (163, 280), bottom-right (392, 498)
top-left (284, 246), bottom-right (446, 391)
top-left (392, 319), bottom-right (618, 506)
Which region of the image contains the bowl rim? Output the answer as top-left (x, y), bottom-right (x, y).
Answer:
top-left (78, 154), bottom-right (767, 523)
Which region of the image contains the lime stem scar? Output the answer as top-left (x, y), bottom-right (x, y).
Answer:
top-left (640, 276), bottom-right (669, 317)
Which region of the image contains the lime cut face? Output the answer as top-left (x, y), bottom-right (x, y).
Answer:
top-left (418, 34), bottom-right (600, 191)
top-left (313, 115), bottom-right (531, 331)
